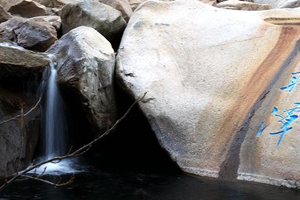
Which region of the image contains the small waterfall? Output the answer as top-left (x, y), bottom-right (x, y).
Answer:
top-left (33, 58), bottom-right (81, 175)
top-left (42, 61), bottom-right (66, 160)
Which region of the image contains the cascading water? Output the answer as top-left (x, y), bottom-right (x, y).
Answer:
top-left (32, 57), bottom-right (81, 175)
top-left (42, 61), bottom-right (66, 160)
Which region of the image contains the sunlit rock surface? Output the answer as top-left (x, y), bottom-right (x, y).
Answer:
top-left (47, 26), bottom-right (117, 137)
top-left (116, 0), bottom-right (300, 187)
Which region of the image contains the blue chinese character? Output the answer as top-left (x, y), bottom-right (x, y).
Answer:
top-left (256, 122), bottom-right (268, 137)
top-left (270, 104), bottom-right (299, 147)
top-left (280, 72), bottom-right (300, 92)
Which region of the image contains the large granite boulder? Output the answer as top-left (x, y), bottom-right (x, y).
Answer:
top-left (47, 26), bottom-right (117, 137)
top-left (0, 17), bottom-right (58, 52)
top-left (116, 0), bottom-right (300, 188)
top-left (60, 0), bottom-right (126, 45)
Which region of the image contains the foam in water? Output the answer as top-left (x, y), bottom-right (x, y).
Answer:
top-left (29, 158), bottom-right (83, 175)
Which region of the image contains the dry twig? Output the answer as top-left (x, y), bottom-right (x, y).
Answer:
top-left (0, 92), bottom-right (147, 192)
top-left (0, 95), bottom-right (42, 126)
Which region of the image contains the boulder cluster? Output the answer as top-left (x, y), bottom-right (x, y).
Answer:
top-left (2, 0), bottom-right (300, 189)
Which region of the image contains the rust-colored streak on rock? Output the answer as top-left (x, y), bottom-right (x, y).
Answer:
top-left (204, 26), bottom-right (300, 171)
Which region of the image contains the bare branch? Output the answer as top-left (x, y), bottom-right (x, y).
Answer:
top-left (20, 174), bottom-right (75, 187)
top-left (0, 92), bottom-right (147, 192)
top-left (69, 92), bottom-right (148, 157)
top-left (0, 95), bottom-right (42, 126)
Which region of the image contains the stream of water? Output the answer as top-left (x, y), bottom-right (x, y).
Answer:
top-left (33, 60), bottom-right (80, 175)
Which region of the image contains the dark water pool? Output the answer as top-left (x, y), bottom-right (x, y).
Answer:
top-left (0, 157), bottom-right (299, 200)
top-left (2, 89), bottom-right (300, 200)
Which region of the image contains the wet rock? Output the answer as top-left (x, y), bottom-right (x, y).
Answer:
top-left (98, 0), bottom-right (133, 22)
top-left (7, 0), bottom-right (47, 18)
top-left (0, 85), bottom-right (40, 176)
top-left (0, 5), bottom-right (12, 23)
top-left (0, 41), bottom-right (50, 79)
top-left (47, 26), bottom-right (117, 137)
top-left (216, 0), bottom-right (271, 10)
top-left (0, 17), bottom-right (58, 52)
top-left (60, 0), bottom-right (126, 45)
top-left (116, 0), bottom-right (300, 188)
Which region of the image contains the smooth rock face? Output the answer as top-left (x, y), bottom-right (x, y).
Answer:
top-left (60, 0), bottom-right (126, 45)
top-left (216, 0), bottom-right (271, 10)
top-left (47, 26), bottom-right (117, 137)
top-left (238, 47), bottom-right (300, 187)
top-left (0, 41), bottom-right (50, 79)
top-left (8, 0), bottom-right (47, 18)
top-left (98, 0), bottom-right (133, 22)
top-left (0, 17), bottom-right (58, 52)
top-left (116, 0), bottom-right (300, 187)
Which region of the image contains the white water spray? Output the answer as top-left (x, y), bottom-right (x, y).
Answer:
top-left (43, 61), bottom-right (66, 159)
top-left (30, 59), bottom-right (82, 175)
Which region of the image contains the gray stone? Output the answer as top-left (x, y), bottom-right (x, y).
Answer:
top-left (98, 0), bottom-right (133, 22)
top-left (0, 41), bottom-right (50, 79)
top-left (0, 17), bottom-right (58, 52)
top-left (60, 0), bottom-right (126, 44)
top-left (7, 0), bottom-right (47, 18)
top-left (47, 26), bottom-right (117, 137)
